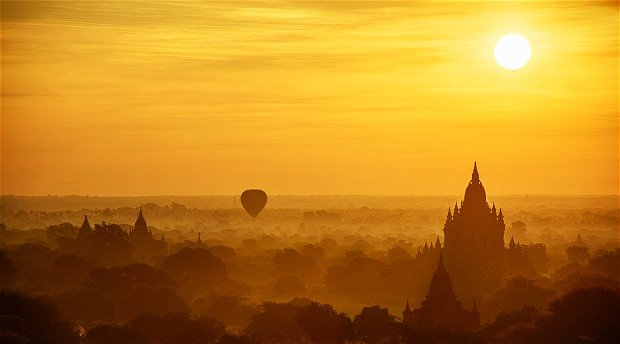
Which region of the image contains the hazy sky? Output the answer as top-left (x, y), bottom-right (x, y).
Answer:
top-left (1, 1), bottom-right (618, 195)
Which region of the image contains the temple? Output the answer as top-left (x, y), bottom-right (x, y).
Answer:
top-left (403, 253), bottom-right (479, 331)
top-left (129, 207), bottom-right (153, 241)
top-left (442, 162), bottom-right (509, 298)
top-left (78, 214), bottom-right (92, 239)
top-left (128, 208), bottom-right (166, 262)
top-left (408, 163), bottom-right (539, 303)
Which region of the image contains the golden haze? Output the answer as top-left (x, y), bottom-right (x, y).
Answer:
top-left (1, 1), bottom-right (618, 195)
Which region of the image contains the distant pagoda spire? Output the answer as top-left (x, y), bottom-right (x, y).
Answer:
top-left (80, 214), bottom-right (91, 231)
top-left (464, 161), bottom-right (486, 205)
top-left (438, 251), bottom-right (445, 270)
top-left (575, 233), bottom-right (586, 246)
top-left (435, 236), bottom-right (442, 249)
top-left (498, 208), bottom-right (504, 225)
top-left (134, 207), bottom-right (147, 233)
top-left (78, 214), bottom-right (92, 238)
top-left (472, 162), bottom-right (479, 182)
top-left (197, 232), bottom-right (202, 245)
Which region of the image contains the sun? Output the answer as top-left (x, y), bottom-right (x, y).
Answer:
top-left (494, 34), bottom-right (531, 70)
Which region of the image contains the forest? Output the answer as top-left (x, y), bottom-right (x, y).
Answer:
top-left (1, 195), bottom-right (619, 343)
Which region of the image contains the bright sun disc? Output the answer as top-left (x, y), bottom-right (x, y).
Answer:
top-left (494, 34), bottom-right (531, 70)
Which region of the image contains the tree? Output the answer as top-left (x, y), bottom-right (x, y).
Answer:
top-left (209, 245), bottom-right (238, 263)
top-left (0, 250), bottom-right (17, 286)
top-left (386, 247), bottom-right (412, 264)
top-left (46, 222), bottom-right (78, 243)
top-left (37, 254), bottom-right (95, 293)
top-left (552, 272), bottom-right (620, 295)
top-left (0, 290), bottom-right (79, 343)
top-left (325, 256), bottom-right (389, 295)
top-left (122, 286), bottom-right (189, 320)
top-left (245, 302), bottom-right (303, 344)
top-left (522, 243), bottom-right (549, 274)
top-left (300, 244), bottom-right (325, 260)
top-left (296, 302), bottom-right (352, 344)
top-left (83, 263), bottom-right (177, 301)
top-left (130, 312), bottom-right (225, 344)
top-left (66, 263), bottom-right (182, 321)
top-left (85, 324), bottom-right (146, 344)
top-left (509, 220), bottom-right (527, 241)
top-left (273, 248), bottom-right (319, 279)
top-left (483, 306), bottom-right (539, 342)
top-left (536, 288), bottom-right (620, 343)
top-left (161, 247), bottom-right (227, 295)
top-left (217, 334), bottom-right (252, 344)
top-left (588, 250), bottom-right (620, 280)
top-left (4, 243), bottom-right (57, 288)
top-left (90, 222), bottom-right (132, 266)
top-left (566, 245), bottom-right (590, 263)
top-left (273, 275), bottom-right (307, 296)
top-left (353, 305), bottom-right (397, 344)
top-left (483, 277), bottom-right (556, 319)
top-left (191, 294), bottom-right (256, 328)
top-left (53, 288), bottom-right (116, 322)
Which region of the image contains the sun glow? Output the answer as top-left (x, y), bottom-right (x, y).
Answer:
top-left (494, 34), bottom-right (531, 70)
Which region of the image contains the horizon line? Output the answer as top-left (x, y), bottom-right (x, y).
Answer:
top-left (2, 194), bottom-right (619, 198)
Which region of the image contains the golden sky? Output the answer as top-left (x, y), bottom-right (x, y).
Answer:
top-left (1, 1), bottom-right (618, 195)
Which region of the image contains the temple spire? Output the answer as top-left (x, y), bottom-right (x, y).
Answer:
top-left (472, 162), bottom-right (479, 182)
top-left (81, 215), bottom-right (91, 230)
top-left (134, 206), bottom-right (147, 234)
top-left (78, 214), bottom-right (92, 239)
top-left (437, 251), bottom-right (445, 270)
top-left (405, 299), bottom-right (411, 312)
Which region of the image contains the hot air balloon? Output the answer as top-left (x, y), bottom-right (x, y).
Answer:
top-left (241, 189), bottom-right (267, 221)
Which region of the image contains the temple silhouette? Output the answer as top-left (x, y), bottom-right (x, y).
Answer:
top-left (442, 162), bottom-right (507, 298)
top-left (403, 253), bottom-right (479, 331)
top-left (129, 208), bottom-right (153, 241)
top-left (404, 163), bottom-right (539, 330)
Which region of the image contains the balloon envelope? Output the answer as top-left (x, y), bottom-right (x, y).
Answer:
top-left (241, 189), bottom-right (267, 219)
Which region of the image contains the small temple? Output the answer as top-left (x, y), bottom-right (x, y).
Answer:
top-left (129, 207), bottom-right (153, 241)
top-left (78, 214), bottom-right (92, 239)
top-left (403, 253), bottom-right (479, 331)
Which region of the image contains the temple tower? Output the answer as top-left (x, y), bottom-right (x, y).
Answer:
top-left (442, 162), bottom-right (506, 298)
top-left (404, 253), bottom-right (479, 331)
top-left (130, 207), bottom-right (153, 240)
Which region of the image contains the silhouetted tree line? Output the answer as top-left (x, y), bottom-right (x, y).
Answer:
top-left (1, 287), bottom-right (619, 343)
top-left (0, 204), bottom-right (619, 344)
